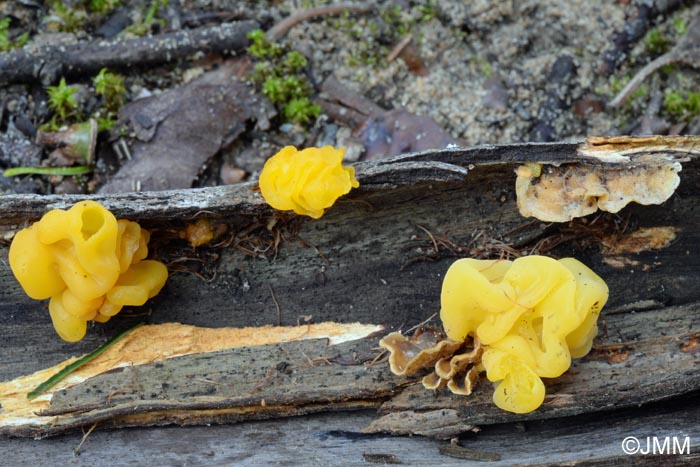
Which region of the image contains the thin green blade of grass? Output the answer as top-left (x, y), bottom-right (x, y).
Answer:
top-left (27, 323), bottom-right (144, 400)
top-left (3, 166), bottom-right (94, 177)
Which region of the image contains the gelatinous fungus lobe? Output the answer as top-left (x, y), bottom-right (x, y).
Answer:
top-left (381, 255), bottom-right (609, 414)
top-left (440, 256), bottom-right (608, 413)
top-left (9, 201), bottom-right (168, 342)
top-left (259, 145), bottom-right (359, 219)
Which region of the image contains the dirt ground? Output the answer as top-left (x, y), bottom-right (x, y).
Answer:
top-left (0, 0), bottom-right (699, 195)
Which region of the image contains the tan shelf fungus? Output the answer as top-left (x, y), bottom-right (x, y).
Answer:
top-left (515, 160), bottom-right (681, 223)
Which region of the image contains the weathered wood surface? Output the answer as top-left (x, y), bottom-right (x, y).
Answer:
top-left (1, 399), bottom-right (699, 466)
top-left (2, 141), bottom-right (700, 465)
top-left (4, 302), bottom-right (700, 439)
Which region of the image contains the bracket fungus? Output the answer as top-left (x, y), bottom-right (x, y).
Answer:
top-left (9, 201), bottom-right (168, 342)
top-left (515, 159), bottom-right (681, 223)
top-left (379, 328), bottom-right (484, 397)
top-left (258, 145), bottom-right (359, 219)
top-left (381, 255), bottom-right (608, 414)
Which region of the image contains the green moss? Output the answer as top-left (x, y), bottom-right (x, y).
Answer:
top-left (92, 68), bottom-right (126, 130)
top-left (283, 98), bottom-right (321, 124)
top-left (673, 16), bottom-right (687, 36)
top-left (87, 0), bottom-right (121, 14)
top-left (246, 29), bottom-right (318, 127)
top-left (608, 75), bottom-right (634, 95)
top-left (282, 50), bottom-right (308, 74)
top-left (644, 29), bottom-right (671, 55)
top-left (473, 57), bottom-right (492, 78)
top-left (664, 90), bottom-right (700, 122)
top-left (45, 0), bottom-right (121, 32)
top-left (0, 18), bottom-right (28, 52)
top-left (417, 0), bottom-right (439, 22)
top-left (247, 29), bottom-right (283, 59)
top-left (335, 2), bottom-right (438, 70)
top-left (126, 0), bottom-right (169, 36)
top-left (94, 68), bottom-right (126, 112)
top-left (630, 83), bottom-right (649, 102)
top-left (597, 75), bottom-right (648, 113)
top-left (46, 78), bottom-right (80, 128)
top-left (48, 1), bottom-right (87, 32)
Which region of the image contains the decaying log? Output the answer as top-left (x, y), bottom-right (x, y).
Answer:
top-left (2, 137), bottom-right (700, 464)
top-left (0, 20), bottom-right (259, 85)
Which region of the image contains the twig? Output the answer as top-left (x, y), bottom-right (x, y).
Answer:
top-left (404, 312), bottom-right (438, 335)
top-left (366, 349), bottom-right (388, 368)
top-left (598, 0), bottom-right (685, 75)
top-left (386, 34), bottom-right (413, 63)
top-left (609, 13), bottom-right (700, 108)
top-left (268, 284), bottom-right (281, 326)
top-left (297, 235), bottom-right (330, 266)
top-left (266, 3), bottom-right (374, 41)
top-left (73, 423), bottom-right (97, 456)
top-left (0, 21), bottom-right (259, 85)
top-left (415, 224), bottom-right (439, 255)
top-left (608, 54), bottom-right (676, 108)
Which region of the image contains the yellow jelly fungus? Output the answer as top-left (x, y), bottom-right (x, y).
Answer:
top-left (258, 145), bottom-right (360, 219)
top-left (9, 201), bottom-right (168, 342)
top-left (440, 255), bottom-right (608, 414)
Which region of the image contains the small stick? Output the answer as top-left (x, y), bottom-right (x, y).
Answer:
top-left (268, 284), bottom-right (281, 326)
top-left (609, 14), bottom-right (700, 108)
top-left (404, 312), bottom-right (438, 335)
top-left (415, 224), bottom-right (440, 255)
top-left (266, 3), bottom-right (374, 41)
top-left (73, 423), bottom-right (97, 456)
top-left (387, 34), bottom-right (413, 63)
top-left (608, 54), bottom-right (676, 108)
top-left (0, 21), bottom-right (258, 85)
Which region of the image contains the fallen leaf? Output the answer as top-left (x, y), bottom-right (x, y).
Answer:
top-left (99, 59), bottom-right (273, 193)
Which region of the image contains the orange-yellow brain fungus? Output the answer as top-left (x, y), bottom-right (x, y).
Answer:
top-left (9, 201), bottom-right (168, 342)
top-left (440, 256), bottom-right (608, 413)
top-left (258, 145), bottom-right (359, 219)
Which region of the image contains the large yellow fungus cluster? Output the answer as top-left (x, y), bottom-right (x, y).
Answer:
top-left (440, 256), bottom-right (608, 413)
top-left (259, 145), bottom-right (359, 219)
top-left (9, 201), bottom-right (168, 342)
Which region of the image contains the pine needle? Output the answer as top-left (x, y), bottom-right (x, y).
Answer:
top-left (27, 323), bottom-right (144, 400)
top-left (3, 166), bottom-right (94, 177)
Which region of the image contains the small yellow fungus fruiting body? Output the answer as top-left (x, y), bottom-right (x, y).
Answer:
top-left (258, 145), bottom-right (359, 219)
top-left (440, 255), bottom-right (608, 414)
top-left (9, 201), bottom-right (168, 342)
top-left (181, 218), bottom-right (214, 247)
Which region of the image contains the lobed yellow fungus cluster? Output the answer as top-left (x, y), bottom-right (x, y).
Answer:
top-left (9, 201), bottom-right (168, 342)
top-left (440, 256), bottom-right (608, 413)
top-left (258, 145), bottom-right (359, 219)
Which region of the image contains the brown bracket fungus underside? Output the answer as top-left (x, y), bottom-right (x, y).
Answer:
top-left (379, 330), bottom-right (483, 397)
